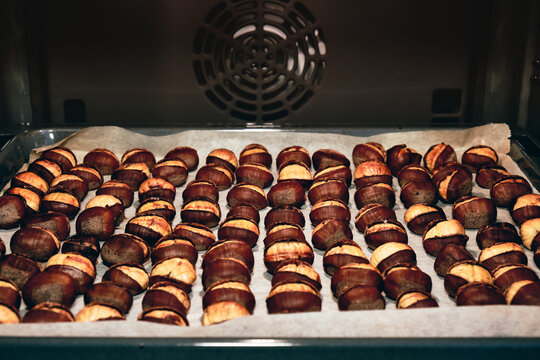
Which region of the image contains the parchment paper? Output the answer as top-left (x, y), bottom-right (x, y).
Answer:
top-left (2, 123), bottom-right (540, 338)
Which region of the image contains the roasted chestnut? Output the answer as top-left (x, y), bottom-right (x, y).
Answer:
top-left (404, 203), bottom-right (446, 235)
top-left (76, 303), bottom-right (126, 322)
top-left (49, 174), bottom-right (89, 201)
top-left (337, 285), bottom-right (385, 311)
top-left (28, 159), bottom-right (62, 184)
top-left (452, 195), bottom-right (497, 229)
top-left (206, 148), bottom-right (238, 173)
top-left (22, 302), bottom-right (74, 323)
top-left (235, 162), bottom-right (274, 188)
top-left (308, 179), bottom-right (349, 205)
top-left (354, 203), bottom-right (397, 233)
top-left (0, 194), bottom-right (26, 229)
top-left (266, 282), bottom-right (321, 314)
top-left (202, 301), bottom-right (250, 326)
top-left (138, 307), bottom-right (188, 326)
top-left (203, 281), bottom-right (255, 313)
top-left (386, 144), bottom-right (422, 176)
top-left (40, 191), bottom-right (80, 219)
top-left (476, 222), bottom-right (521, 249)
top-left (182, 180), bottom-right (219, 203)
top-left (476, 165), bottom-right (509, 189)
top-left (69, 165), bottom-right (103, 190)
top-left (382, 264), bottom-right (432, 300)
top-left (511, 194), bottom-right (540, 225)
top-left (396, 291), bottom-right (438, 309)
top-left (397, 164), bottom-right (431, 187)
top-left (434, 244), bottom-right (474, 276)
top-left (136, 198), bottom-right (176, 223)
top-left (490, 175), bottom-right (532, 208)
top-left (422, 219), bottom-right (468, 256)
top-left (369, 242), bottom-right (416, 274)
top-left (364, 220), bottom-right (408, 250)
top-left (22, 270), bottom-right (77, 308)
top-left (272, 259), bottom-right (321, 290)
top-left (354, 183), bottom-right (395, 209)
top-left (312, 149), bottom-right (350, 171)
top-left (461, 145), bottom-right (498, 172)
top-left (330, 263), bottom-right (383, 297)
top-left (152, 159), bottom-right (188, 187)
top-left (10, 227), bottom-right (60, 262)
top-left (423, 143), bottom-right (456, 171)
top-left (226, 183), bottom-right (268, 210)
top-left (202, 257), bottom-right (251, 290)
top-left (520, 218), bottom-right (540, 250)
top-left (322, 240), bottom-right (368, 275)
top-left (173, 222), bottom-right (215, 251)
top-left (267, 180), bottom-right (306, 208)
top-left (277, 162), bottom-right (313, 189)
top-left (352, 142), bottom-right (386, 166)
top-left (138, 177), bottom-right (176, 203)
top-left (11, 171), bottom-right (49, 197)
top-left (21, 211), bottom-right (70, 240)
top-left (239, 143), bottom-right (272, 168)
top-left (40, 147), bottom-right (77, 173)
top-left (264, 238), bottom-right (314, 273)
top-left (504, 280), bottom-right (540, 305)
top-left (455, 282), bottom-right (505, 306)
top-left (61, 235), bottom-right (101, 264)
top-left (44, 253), bottom-right (96, 294)
top-left (218, 217), bottom-right (259, 247)
top-left (149, 257), bottom-right (196, 292)
top-left (142, 281), bottom-right (190, 315)
top-left (276, 146), bottom-right (311, 169)
top-left (121, 148), bottom-right (156, 169)
top-left (103, 262), bottom-right (149, 295)
top-left (101, 233), bottom-right (150, 267)
top-left (312, 165), bottom-right (352, 187)
top-left (202, 239), bottom-right (254, 272)
top-left (111, 162), bottom-right (151, 191)
top-left (180, 200), bottom-right (221, 228)
top-left (83, 148), bottom-right (119, 175)
top-left (444, 260), bottom-right (492, 298)
top-left (164, 146), bottom-right (199, 171)
top-left (84, 281), bottom-right (133, 314)
top-left (400, 180), bottom-right (438, 208)
top-left (226, 204), bottom-right (260, 225)
top-left (311, 217), bottom-right (353, 250)
top-left (151, 235), bottom-right (198, 265)
top-left (478, 242), bottom-right (527, 271)
top-left (196, 164), bottom-right (234, 191)
top-left (0, 254), bottom-right (41, 289)
top-left (493, 264), bottom-right (540, 292)
top-left (353, 161), bottom-right (392, 188)
top-left (96, 180), bottom-right (134, 208)
top-left (309, 199), bottom-right (350, 226)
top-left (5, 187), bottom-right (40, 213)
top-left (76, 207), bottom-right (116, 240)
top-left (125, 214), bottom-right (172, 245)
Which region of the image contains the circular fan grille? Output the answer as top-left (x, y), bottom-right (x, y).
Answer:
top-left (193, 0), bottom-right (327, 123)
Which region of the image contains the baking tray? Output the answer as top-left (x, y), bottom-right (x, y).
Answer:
top-left (1, 127), bottom-right (540, 359)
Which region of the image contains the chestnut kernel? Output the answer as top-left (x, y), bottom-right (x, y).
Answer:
top-left (83, 148), bottom-right (119, 175)
top-left (434, 244), bottom-right (474, 276)
top-left (432, 163), bottom-right (473, 203)
top-left (164, 146), bottom-right (199, 171)
top-left (22, 302), bottom-right (74, 323)
top-left (352, 142), bottom-right (386, 166)
top-left (404, 203), bottom-right (446, 235)
top-left (6, 187), bottom-right (41, 213)
top-left (101, 233), bottom-right (150, 267)
top-left (455, 282), bottom-right (505, 306)
top-left (519, 218), bottom-right (540, 250)
top-left (338, 285), bottom-right (385, 311)
top-left (311, 218), bottom-right (353, 250)
top-left (266, 282), bottom-right (321, 314)
top-left (84, 281), bottom-right (133, 315)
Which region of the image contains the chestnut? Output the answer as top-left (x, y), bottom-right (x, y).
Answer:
top-left (76, 303), bottom-right (126, 322)
top-left (11, 171), bottom-right (49, 197)
top-left (352, 142), bottom-right (386, 166)
top-left (227, 183), bottom-right (268, 210)
top-left (44, 253), bottom-right (96, 294)
top-left (476, 165), bottom-right (510, 189)
top-left (182, 180), bottom-right (219, 203)
top-left (432, 163), bottom-right (472, 203)
top-left (386, 144), bottom-right (422, 176)
top-left (103, 262), bottom-right (149, 295)
top-left (152, 159), bottom-right (188, 187)
top-left (397, 165), bottom-right (431, 187)
top-left (330, 263), bottom-right (383, 297)
top-left (354, 203), bottom-right (397, 233)
top-left (138, 307), bottom-right (188, 326)
top-left (6, 187), bottom-right (41, 213)
top-left (165, 146), bottom-right (199, 171)
top-left (452, 195), bottom-right (497, 229)
top-left (75, 207), bottom-right (116, 240)
top-left (22, 302), bottom-right (74, 323)
top-left (149, 257), bottom-right (196, 292)
top-left (490, 175), bottom-right (532, 208)
top-left (369, 242), bottom-right (416, 274)
top-left (267, 180), bottom-right (306, 208)
top-left (111, 162), bottom-right (151, 191)
top-left (354, 183), bottom-right (395, 209)
top-left (61, 235), bottom-right (100, 264)
top-left (311, 218), bottom-right (353, 250)
top-left (312, 149), bottom-right (350, 171)
top-left (461, 145), bottom-right (498, 172)
top-left (0, 254), bottom-right (41, 289)
top-left (10, 227), bottom-right (60, 262)
top-left (202, 301), bottom-right (250, 326)
top-left (478, 242), bottom-right (527, 271)
top-left (519, 218), bottom-right (540, 250)
top-left (423, 143), bottom-right (456, 171)
top-left (202, 257), bottom-right (251, 290)
top-left (276, 145), bottom-right (311, 169)
top-left (0, 303), bottom-right (20, 324)
top-left (196, 164), bottom-right (234, 190)
top-left (85, 194), bottom-right (125, 224)
top-left (138, 177), bottom-right (176, 203)
top-left (455, 282), bottom-right (505, 306)
top-left (511, 194), bottom-right (540, 225)
top-left (272, 259), bottom-right (321, 291)
top-left (264, 238), bottom-right (314, 273)
top-left (136, 198), bottom-right (176, 223)
top-left (265, 205), bottom-right (305, 229)
top-left (202, 240), bottom-right (254, 272)
top-left (69, 165), bottom-right (103, 190)
top-left (277, 162), bottom-right (313, 189)
top-left (493, 264), bottom-right (540, 292)
top-left (266, 282), bottom-right (321, 314)
top-left (422, 219), bottom-right (468, 256)
top-left (264, 223), bottom-right (306, 247)
top-left (22, 270), bottom-right (77, 308)
top-left (434, 244), bottom-right (474, 276)
top-left (173, 222), bottom-right (215, 251)
top-left (226, 204), bottom-right (260, 225)
top-left (83, 148), bottom-right (119, 175)
top-left (400, 180), bottom-right (438, 208)
top-left (504, 280), bottom-right (540, 305)
top-left (0, 194), bottom-right (26, 229)
top-left (84, 281), bottom-right (133, 315)
top-left (40, 147), bottom-right (77, 173)
top-left (49, 174), bottom-right (89, 201)
top-left (382, 264), bottom-right (432, 300)
top-left (125, 214), bottom-right (172, 245)
top-left (21, 211), bottom-right (70, 240)
top-left (239, 143), bottom-right (272, 168)
top-left (96, 180), bottom-right (134, 208)
top-left (364, 220), bottom-right (408, 250)
top-left (308, 179), bottom-right (349, 205)
top-left (180, 200), bottom-right (221, 228)
top-left (309, 199), bottom-right (350, 226)
top-left (41, 191), bottom-right (80, 219)
top-left (218, 217), bottom-right (259, 247)
top-left (404, 203), bottom-right (446, 235)
top-left (322, 240), bottom-right (368, 275)
top-left (396, 291), bottom-right (438, 309)
top-left (142, 281), bottom-right (190, 315)
top-left (353, 161), bottom-right (392, 188)
top-left (152, 235), bottom-right (197, 265)
top-left (121, 148), bottom-right (156, 169)
top-left (477, 222), bottom-right (521, 249)
top-left (28, 159), bottom-right (62, 184)
top-left (203, 281), bottom-right (255, 313)
top-left (206, 148), bottom-right (238, 173)
top-left (0, 277), bottom-right (21, 309)
top-left (313, 165), bottom-right (352, 187)
top-left (235, 163), bottom-right (274, 188)
top-left (337, 285), bottom-right (385, 311)
top-left (101, 233), bottom-right (150, 267)
top-left (444, 260), bottom-right (492, 298)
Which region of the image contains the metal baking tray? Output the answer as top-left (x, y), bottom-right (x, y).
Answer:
top-left (1, 127), bottom-right (540, 360)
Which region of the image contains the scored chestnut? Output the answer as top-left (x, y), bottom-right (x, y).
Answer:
top-left (404, 203), bottom-right (446, 235)
top-left (264, 238), bottom-right (314, 273)
top-left (22, 270), bottom-right (77, 308)
top-left (423, 143), bottom-right (456, 171)
top-left (353, 161), bottom-right (392, 188)
top-left (44, 253), bottom-right (96, 294)
top-left (490, 175), bottom-right (532, 208)
top-left (399, 180), bottom-right (437, 208)
top-left (312, 149), bottom-right (350, 171)
top-left (330, 263), bottom-right (383, 297)
top-left (202, 257), bottom-right (251, 290)
top-left (149, 257), bottom-right (196, 292)
top-left (337, 285), bottom-right (385, 311)
top-left (444, 260), bottom-right (492, 298)
top-left (519, 218), bottom-right (540, 250)
top-left (478, 242), bottom-right (527, 271)
top-left (206, 148), bottom-right (238, 173)
top-left (61, 235), bottom-right (101, 264)
top-left (173, 222), bottom-right (215, 251)
top-left (76, 303), bottom-right (126, 322)
top-left (151, 235), bottom-right (198, 265)
top-left (311, 217), bottom-right (353, 250)
top-left (396, 291), bottom-right (438, 309)
top-left (493, 264), bottom-right (540, 292)
top-left (138, 307), bottom-right (188, 326)
top-left (182, 180), bottom-right (219, 204)
top-left (21, 211), bottom-right (71, 240)
top-left (22, 302), bottom-right (74, 323)
top-left (476, 165), bottom-right (509, 189)
top-left (277, 161), bottom-right (313, 189)
top-left (354, 183), bottom-right (395, 209)
top-left (239, 143), bottom-right (272, 168)
top-left (226, 183), bottom-right (267, 210)
top-left (138, 177), bottom-right (176, 203)
top-left (41, 191), bottom-right (80, 220)
top-left (103, 262), bottom-right (149, 295)
top-left (218, 217), bottom-right (259, 247)
top-left (152, 159), bottom-right (188, 187)
top-left (511, 194), bottom-right (540, 226)
top-left (226, 204), bottom-right (260, 225)
top-left (308, 179), bottom-right (349, 205)
top-left (276, 145), bottom-right (311, 169)
top-left (313, 165), bottom-right (352, 187)
top-left (196, 164), bottom-right (234, 191)
top-left (422, 219), bottom-right (468, 256)
top-left (69, 165), bottom-right (103, 190)
top-left (83, 148), bottom-right (119, 175)
top-left (235, 162), bottom-right (274, 188)
top-left (364, 220), bottom-right (408, 250)
top-left (272, 259), bottom-right (321, 291)
top-left (267, 180), bottom-right (306, 208)
top-left (309, 199), bottom-right (350, 226)
top-left (10, 227), bottom-right (61, 262)
top-left (369, 242), bottom-right (416, 274)
top-left (202, 301), bottom-right (250, 326)
top-left (125, 214), bottom-right (172, 245)
top-left (164, 146), bottom-right (199, 171)
top-left (455, 282), bottom-right (505, 306)
top-left (451, 195), bottom-right (496, 229)
top-left (96, 180), bottom-right (134, 208)
top-left (136, 198), bottom-right (176, 223)
top-left (11, 171), bottom-right (49, 197)
top-left (355, 203), bottom-right (397, 233)
top-left (28, 159), bottom-right (62, 184)
top-left (142, 281), bottom-right (190, 315)
top-left (0, 194), bottom-right (26, 229)
top-left (322, 240), bottom-right (368, 275)
top-left (386, 144), bottom-right (421, 176)
top-left (504, 280), bottom-right (540, 305)
top-left (203, 281), bottom-right (255, 314)
top-left (84, 281), bottom-right (133, 315)
top-left (6, 187), bottom-right (41, 214)
top-left (382, 264), bottom-right (432, 300)
top-left (476, 222), bottom-right (521, 249)
top-left (111, 162), bottom-right (151, 191)
top-left (202, 239), bottom-right (254, 272)
top-left (121, 148), bottom-right (156, 169)
top-left (352, 142), bottom-right (386, 166)
top-left (101, 233), bottom-right (150, 267)
top-left (0, 254), bottom-right (41, 289)
top-left (49, 174), bottom-right (89, 201)
top-left (40, 147), bottom-right (77, 173)
top-left (180, 200), bottom-right (221, 228)
top-left (76, 207), bottom-right (116, 240)
top-left (461, 145), bottom-right (498, 173)
top-left (397, 165), bottom-right (431, 188)
top-left (434, 244), bottom-right (474, 277)
top-left (266, 282), bottom-right (321, 314)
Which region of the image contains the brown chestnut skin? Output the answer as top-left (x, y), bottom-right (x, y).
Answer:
top-left (267, 180), bottom-right (306, 208)
top-left (50, 174), bottom-right (89, 201)
top-left (461, 145), bottom-right (498, 173)
top-left (22, 270), bottom-right (77, 308)
top-left (309, 179), bottom-right (349, 205)
top-left (354, 183), bottom-right (395, 209)
top-left (452, 195), bottom-right (497, 229)
top-left (0, 194), bottom-right (26, 229)
top-left (138, 177), bottom-right (176, 203)
top-left (138, 307), bottom-right (188, 326)
top-left (202, 240), bottom-right (254, 272)
top-left (96, 180), bottom-right (134, 208)
top-left (504, 280), bottom-right (540, 305)
top-left (10, 227), bottom-right (60, 262)
top-left (41, 191), bottom-right (80, 220)
top-left (61, 235), bottom-right (100, 264)
top-left (165, 146), bottom-right (199, 171)
top-left (331, 263), bottom-right (383, 297)
top-left (22, 302), bottom-right (75, 323)
top-left (83, 148), bottom-right (119, 175)
top-left (272, 259), bottom-right (322, 291)
top-left (69, 165), bottom-right (103, 190)
top-left (312, 149), bottom-right (350, 171)
top-left (149, 257), bottom-right (196, 292)
top-left (121, 148), bottom-right (156, 169)
top-left (180, 200), bottom-right (221, 228)
top-left (11, 171), bottom-right (49, 197)
top-left (182, 180), bottom-right (219, 204)
top-left (142, 282), bottom-right (190, 315)
top-left (0, 254), bottom-right (41, 289)
top-left (218, 217), bottom-right (259, 248)
top-left (397, 165), bottom-right (431, 188)
top-left (206, 148), bottom-right (238, 173)
top-left (323, 240), bottom-right (368, 275)
top-left (433, 164), bottom-right (473, 204)
top-left (196, 164), bottom-right (234, 191)
top-left (264, 223), bottom-right (306, 247)
top-left (6, 187), bottom-right (41, 213)
top-left (40, 147), bottom-right (77, 173)
top-left (309, 199), bottom-right (351, 226)
top-left (276, 146), bottom-right (311, 169)
top-left (369, 242), bottom-right (417, 274)
top-left (85, 281), bottom-right (133, 316)
top-left (202, 257), bottom-right (251, 290)
top-left (125, 214), bottom-right (172, 245)
top-left (434, 244), bottom-right (474, 276)
top-left (264, 238), bottom-right (314, 273)
top-left (101, 233), bottom-right (150, 267)
top-left (151, 235), bottom-right (198, 266)
top-left (21, 211), bottom-right (70, 240)
top-left (338, 285), bottom-right (385, 311)
top-left (103, 262), bottom-right (149, 296)
top-left (240, 143), bottom-right (272, 168)
top-left (511, 194), bottom-right (540, 226)
top-left (476, 165), bottom-right (509, 189)
top-left (404, 203), bottom-right (446, 235)
top-left (493, 264), bottom-right (540, 292)
top-left (28, 159), bottom-right (62, 184)
top-left (76, 207), bottom-right (116, 240)
top-left (423, 143), bottom-right (457, 171)
top-left (490, 175), bottom-right (532, 208)
top-left (266, 282), bottom-right (321, 314)
top-left (396, 291), bottom-right (439, 309)
top-left (353, 161), bottom-right (392, 188)
top-left (386, 144), bottom-right (422, 176)
top-left (44, 253), bottom-right (96, 294)
top-left (455, 282), bottom-right (505, 306)
top-left (0, 303), bottom-right (20, 324)
top-left (111, 162), bottom-right (151, 191)
top-left (476, 222), bottom-right (521, 249)
top-left (400, 180), bottom-right (438, 208)
top-left (226, 183), bottom-right (268, 210)
top-left (444, 260), bottom-right (492, 298)
top-left (311, 218), bottom-right (353, 250)
top-left (203, 281), bottom-right (255, 313)
top-left (354, 203), bottom-right (397, 233)
top-left (0, 277), bottom-right (21, 309)
top-left (136, 198), bottom-right (176, 223)
top-left (520, 218), bottom-right (540, 250)
top-left (226, 204), bottom-right (260, 225)
top-left (313, 165), bottom-right (352, 187)
top-left (173, 222), bottom-right (215, 251)
top-left (265, 205), bottom-right (305, 229)
top-left (383, 265), bottom-right (432, 300)
top-left (352, 142), bottom-right (386, 166)
top-left (422, 219), bottom-right (468, 256)
top-left (478, 242), bottom-right (527, 271)
top-left (152, 159), bottom-right (188, 187)
top-left (278, 162), bottom-right (313, 189)
top-left (76, 303), bottom-right (126, 322)
top-left (235, 162), bottom-right (274, 188)
top-left (364, 220), bottom-right (408, 250)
